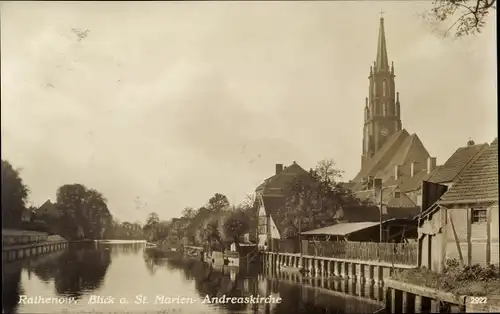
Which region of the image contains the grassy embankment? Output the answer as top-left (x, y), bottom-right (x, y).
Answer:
top-left (391, 259), bottom-right (500, 296)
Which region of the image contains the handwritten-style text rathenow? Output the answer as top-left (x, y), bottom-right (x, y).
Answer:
top-left (18, 295), bottom-right (77, 304)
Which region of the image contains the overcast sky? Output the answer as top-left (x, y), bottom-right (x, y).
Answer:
top-left (1, 1), bottom-right (496, 223)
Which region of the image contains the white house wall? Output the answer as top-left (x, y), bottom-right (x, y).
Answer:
top-left (269, 216), bottom-right (280, 239)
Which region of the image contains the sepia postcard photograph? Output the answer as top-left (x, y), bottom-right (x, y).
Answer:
top-left (1, 1), bottom-right (498, 313)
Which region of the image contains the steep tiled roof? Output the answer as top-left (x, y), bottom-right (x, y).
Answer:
top-left (255, 162), bottom-right (309, 196)
top-left (352, 130), bottom-right (431, 191)
top-left (35, 200), bottom-right (58, 216)
top-left (438, 138), bottom-right (498, 205)
top-left (353, 129), bottom-right (410, 182)
top-left (428, 143), bottom-right (488, 184)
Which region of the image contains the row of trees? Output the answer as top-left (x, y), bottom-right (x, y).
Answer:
top-left (1, 159), bottom-right (147, 241)
top-left (141, 192), bottom-right (255, 251)
top-left (154, 158), bottom-right (372, 251)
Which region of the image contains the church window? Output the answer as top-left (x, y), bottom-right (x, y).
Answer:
top-left (383, 102), bottom-right (387, 116)
top-left (382, 80), bottom-right (386, 96)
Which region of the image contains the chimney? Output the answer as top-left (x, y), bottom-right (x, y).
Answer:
top-left (427, 157), bottom-right (437, 174)
top-left (394, 165), bottom-right (401, 180)
top-left (410, 162), bottom-right (417, 177)
top-left (275, 164), bottom-right (283, 175)
top-left (467, 138), bottom-right (475, 146)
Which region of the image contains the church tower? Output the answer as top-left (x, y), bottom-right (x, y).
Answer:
top-left (361, 17), bottom-right (402, 168)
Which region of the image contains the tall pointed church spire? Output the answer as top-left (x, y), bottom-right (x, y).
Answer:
top-left (361, 15), bottom-right (402, 169)
top-left (375, 17), bottom-right (389, 71)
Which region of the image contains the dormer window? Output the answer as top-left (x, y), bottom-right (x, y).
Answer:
top-left (394, 191), bottom-right (401, 198)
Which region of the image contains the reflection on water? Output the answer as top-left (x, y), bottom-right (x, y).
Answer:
top-left (3, 242), bottom-right (383, 314)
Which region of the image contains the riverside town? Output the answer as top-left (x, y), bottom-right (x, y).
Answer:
top-left (2, 1), bottom-right (498, 314)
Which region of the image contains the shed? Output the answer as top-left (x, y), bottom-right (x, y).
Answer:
top-left (301, 218), bottom-right (417, 243)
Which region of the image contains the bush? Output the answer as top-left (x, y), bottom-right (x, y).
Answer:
top-left (392, 259), bottom-right (500, 296)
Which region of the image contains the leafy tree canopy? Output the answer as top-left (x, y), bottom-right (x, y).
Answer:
top-left (207, 193), bottom-right (230, 212)
top-left (1, 160), bottom-right (29, 228)
top-left (281, 158), bottom-right (364, 238)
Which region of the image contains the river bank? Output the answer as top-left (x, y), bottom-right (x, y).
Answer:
top-left (4, 240), bottom-right (385, 313)
top-left (381, 260), bottom-right (500, 313)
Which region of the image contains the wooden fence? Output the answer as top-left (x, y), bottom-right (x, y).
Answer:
top-left (270, 239), bottom-right (418, 266)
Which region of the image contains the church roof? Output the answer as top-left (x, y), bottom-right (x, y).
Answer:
top-left (352, 129), bottom-right (431, 189)
top-left (438, 138), bottom-right (498, 205)
top-left (355, 186), bottom-right (416, 208)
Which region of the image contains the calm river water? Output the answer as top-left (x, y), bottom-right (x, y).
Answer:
top-left (2, 241), bottom-right (384, 314)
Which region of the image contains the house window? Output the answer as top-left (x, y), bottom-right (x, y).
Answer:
top-left (394, 191), bottom-right (401, 198)
top-left (471, 209), bottom-right (487, 223)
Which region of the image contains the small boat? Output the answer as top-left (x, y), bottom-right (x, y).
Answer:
top-left (146, 242), bottom-right (157, 248)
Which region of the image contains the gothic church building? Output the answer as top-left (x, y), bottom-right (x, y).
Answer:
top-left (350, 17), bottom-right (436, 207)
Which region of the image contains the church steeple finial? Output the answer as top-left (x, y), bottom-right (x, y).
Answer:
top-left (376, 12), bottom-right (389, 72)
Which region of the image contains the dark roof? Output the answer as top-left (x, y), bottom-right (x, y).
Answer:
top-left (428, 143), bottom-right (489, 184)
top-left (255, 162), bottom-right (309, 196)
top-left (438, 138), bottom-right (498, 205)
top-left (36, 200), bottom-right (58, 214)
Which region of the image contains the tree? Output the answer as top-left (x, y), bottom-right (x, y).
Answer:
top-left (197, 214), bottom-right (223, 251)
top-left (220, 209), bottom-right (250, 249)
top-left (186, 207), bottom-right (210, 245)
top-left (145, 212), bottom-right (160, 226)
top-left (425, 0), bottom-right (496, 37)
top-left (56, 184), bottom-right (113, 240)
top-left (181, 207), bottom-right (196, 219)
top-left (84, 189), bottom-right (112, 239)
top-left (56, 184), bottom-right (88, 239)
top-left (207, 193), bottom-right (230, 212)
top-left (314, 158), bottom-right (344, 188)
top-left (280, 159), bottom-right (364, 238)
top-left (143, 212), bottom-right (160, 241)
top-left (1, 160), bottom-right (30, 228)
top-left (237, 194), bottom-right (258, 241)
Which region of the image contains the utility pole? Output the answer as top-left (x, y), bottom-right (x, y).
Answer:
top-left (373, 178), bottom-right (383, 262)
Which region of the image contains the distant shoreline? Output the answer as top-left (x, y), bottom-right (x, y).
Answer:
top-left (95, 239), bottom-right (147, 244)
